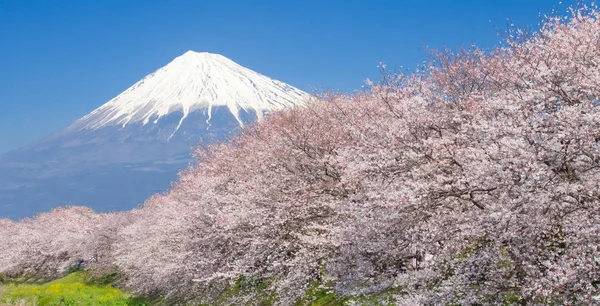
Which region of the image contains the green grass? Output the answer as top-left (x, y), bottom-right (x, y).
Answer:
top-left (0, 271), bottom-right (402, 305)
top-left (0, 271), bottom-right (150, 306)
top-left (197, 275), bottom-right (278, 306)
top-left (295, 281), bottom-right (402, 306)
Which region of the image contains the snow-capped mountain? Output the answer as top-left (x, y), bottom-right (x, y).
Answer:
top-left (0, 51), bottom-right (309, 220)
top-left (69, 51), bottom-right (307, 132)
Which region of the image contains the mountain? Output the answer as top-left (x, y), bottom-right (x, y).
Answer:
top-left (0, 51), bottom-right (309, 220)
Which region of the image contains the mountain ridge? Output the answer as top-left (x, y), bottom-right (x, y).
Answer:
top-left (0, 51), bottom-right (309, 219)
top-left (67, 51), bottom-right (308, 134)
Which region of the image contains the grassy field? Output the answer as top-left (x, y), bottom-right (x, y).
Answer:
top-left (0, 271), bottom-right (149, 306)
top-left (0, 272), bottom-right (400, 305)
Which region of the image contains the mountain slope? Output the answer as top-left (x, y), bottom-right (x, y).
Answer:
top-left (0, 51), bottom-right (309, 220)
top-left (68, 51), bottom-right (306, 132)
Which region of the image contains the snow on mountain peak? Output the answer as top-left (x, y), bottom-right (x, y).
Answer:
top-left (69, 51), bottom-right (309, 132)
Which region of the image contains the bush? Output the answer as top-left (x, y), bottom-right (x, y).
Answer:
top-left (0, 272), bottom-right (150, 306)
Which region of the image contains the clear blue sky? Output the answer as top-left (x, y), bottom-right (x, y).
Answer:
top-left (0, 0), bottom-right (576, 153)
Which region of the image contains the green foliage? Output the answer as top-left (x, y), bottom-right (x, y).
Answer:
top-left (347, 287), bottom-right (403, 306)
top-left (501, 292), bottom-right (526, 306)
top-left (197, 275), bottom-right (277, 306)
top-left (295, 282), bottom-right (346, 306)
top-left (66, 263), bottom-right (84, 275)
top-left (1, 271), bottom-right (400, 305)
top-left (295, 281), bottom-right (401, 306)
top-left (456, 237), bottom-right (492, 261)
top-left (0, 271), bottom-right (150, 306)
top-left (195, 276), bottom-right (401, 306)
top-left (84, 271), bottom-right (120, 287)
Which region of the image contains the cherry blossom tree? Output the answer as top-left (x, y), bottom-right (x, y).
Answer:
top-left (0, 206), bottom-right (104, 277)
top-left (0, 3), bottom-right (599, 305)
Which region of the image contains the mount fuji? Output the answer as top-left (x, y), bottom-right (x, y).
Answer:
top-left (0, 51), bottom-right (309, 220)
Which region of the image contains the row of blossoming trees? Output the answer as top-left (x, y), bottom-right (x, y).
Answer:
top-left (1, 4), bottom-right (600, 305)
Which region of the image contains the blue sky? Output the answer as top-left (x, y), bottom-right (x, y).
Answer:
top-left (0, 0), bottom-right (577, 153)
